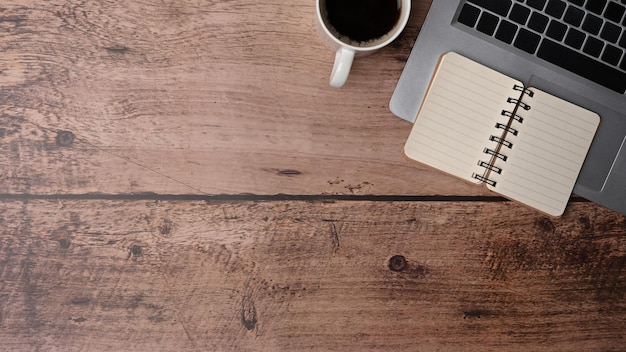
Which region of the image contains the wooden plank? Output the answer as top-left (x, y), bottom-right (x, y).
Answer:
top-left (0, 0), bottom-right (488, 196)
top-left (1, 199), bottom-right (624, 351)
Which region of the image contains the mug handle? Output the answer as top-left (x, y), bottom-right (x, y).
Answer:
top-left (329, 47), bottom-right (355, 88)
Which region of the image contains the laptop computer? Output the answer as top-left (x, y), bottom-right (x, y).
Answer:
top-left (390, 0), bottom-right (626, 216)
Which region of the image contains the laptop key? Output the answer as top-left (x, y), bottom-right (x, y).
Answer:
top-left (583, 36), bottom-right (604, 57)
top-left (458, 4), bottom-right (482, 27)
top-left (510, 3), bottom-right (531, 25)
top-left (605, 2), bottom-right (626, 23)
top-left (545, 0), bottom-right (567, 18)
top-left (565, 28), bottom-right (586, 49)
top-left (538, 38), bottom-right (626, 93)
top-left (601, 22), bottom-right (622, 43)
top-left (563, 6), bottom-right (584, 26)
top-left (466, 0), bottom-right (512, 17)
top-left (546, 19), bottom-right (568, 40)
top-left (585, 0), bottom-right (607, 15)
top-left (496, 20), bottom-right (519, 44)
top-left (528, 12), bottom-right (550, 33)
top-left (477, 12), bottom-right (500, 35)
top-left (582, 14), bottom-right (603, 35)
top-left (515, 28), bottom-right (541, 53)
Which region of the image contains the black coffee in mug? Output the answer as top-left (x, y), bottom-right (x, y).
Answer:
top-left (323, 0), bottom-right (401, 45)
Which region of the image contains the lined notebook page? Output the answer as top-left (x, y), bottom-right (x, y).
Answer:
top-left (489, 88), bottom-right (600, 216)
top-left (404, 52), bottom-right (520, 183)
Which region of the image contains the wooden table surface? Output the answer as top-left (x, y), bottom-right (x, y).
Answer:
top-left (1, 0), bottom-right (625, 350)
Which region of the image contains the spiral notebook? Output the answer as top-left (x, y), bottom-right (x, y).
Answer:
top-left (404, 52), bottom-right (600, 216)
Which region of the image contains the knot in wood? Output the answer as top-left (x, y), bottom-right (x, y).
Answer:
top-left (56, 130), bottom-right (75, 147)
top-left (389, 255), bottom-right (407, 272)
top-left (130, 244), bottom-right (143, 256)
top-left (59, 238), bottom-right (71, 250)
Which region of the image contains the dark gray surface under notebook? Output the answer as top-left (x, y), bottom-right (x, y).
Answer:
top-left (458, 0), bottom-right (626, 93)
top-left (389, 0), bottom-right (626, 216)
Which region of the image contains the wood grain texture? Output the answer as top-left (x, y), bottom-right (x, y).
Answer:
top-left (2, 0), bottom-right (626, 350)
top-left (0, 0), bottom-right (466, 196)
top-left (1, 199), bottom-right (624, 351)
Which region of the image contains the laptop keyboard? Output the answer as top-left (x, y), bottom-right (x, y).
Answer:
top-left (457, 0), bottom-right (626, 93)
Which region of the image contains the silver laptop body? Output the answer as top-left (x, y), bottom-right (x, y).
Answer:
top-left (390, 0), bottom-right (626, 216)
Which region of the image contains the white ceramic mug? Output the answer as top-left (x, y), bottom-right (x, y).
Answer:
top-left (315, 0), bottom-right (411, 88)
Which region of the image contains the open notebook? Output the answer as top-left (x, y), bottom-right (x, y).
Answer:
top-left (404, 52), bottom-right (600, 216)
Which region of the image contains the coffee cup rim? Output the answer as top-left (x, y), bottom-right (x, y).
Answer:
top-left (316, 0), bottom-right (411, 52)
